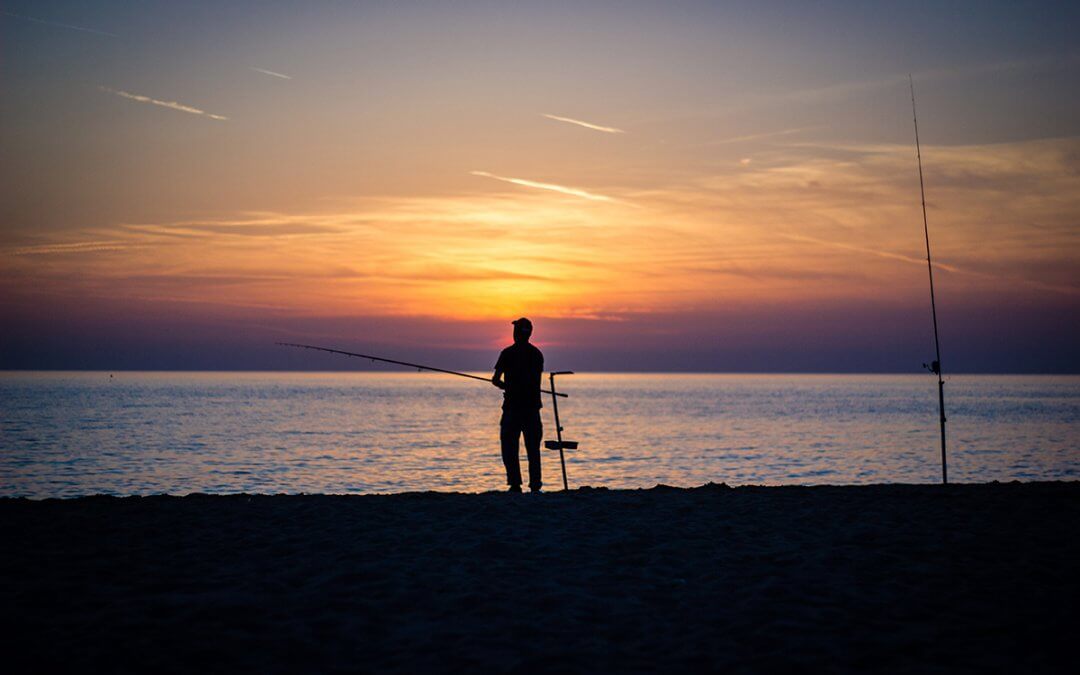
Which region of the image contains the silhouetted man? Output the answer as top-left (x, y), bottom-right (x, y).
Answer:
top-left (492, 317), bottom-right (543, 493)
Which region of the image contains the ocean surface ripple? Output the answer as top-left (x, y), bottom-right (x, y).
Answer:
top-left (2, 372), bottom-right (1077, 497)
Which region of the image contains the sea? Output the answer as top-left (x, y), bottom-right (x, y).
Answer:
top-left (1, 372), bottom-right (1077, 498)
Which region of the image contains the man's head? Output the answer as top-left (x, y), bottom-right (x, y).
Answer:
top-left (512, 317), bottom-right (533, 344)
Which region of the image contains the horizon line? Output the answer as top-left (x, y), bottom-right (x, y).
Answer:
top-left (2, 369), bottom-right (1076, 376)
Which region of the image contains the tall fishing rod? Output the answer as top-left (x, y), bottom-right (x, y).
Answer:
top-left (910, 75), bottom-right (947, 485)
top-left (277, 342), bottom-right (567, 398)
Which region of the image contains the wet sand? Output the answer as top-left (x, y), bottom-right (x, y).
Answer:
top-left (3, 482), bottom-right (1076, 672)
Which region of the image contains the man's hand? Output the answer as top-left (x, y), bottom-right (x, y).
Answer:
top-left (491, 373), bottom-right (505, 389)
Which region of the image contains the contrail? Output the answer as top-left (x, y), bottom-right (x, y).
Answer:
top-left (780, 233), bottom-right (961, 272)
top-left (0, 10), bottom-right (117, 37)
top-left (542, 114), bottom-right (625, 134)
top-left (100, 87), bottom-right (228, 121)
top-left (779, 232), bottom-right (1078, 295)
top-left (470, 171), bottom-right (617, 203)
top-left (251, 67), bottom-right (292, 80)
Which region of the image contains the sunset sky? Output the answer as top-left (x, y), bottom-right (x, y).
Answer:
top-left (2, 1), bottom-right (1078, 371)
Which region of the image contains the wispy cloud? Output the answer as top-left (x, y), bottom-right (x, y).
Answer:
top-left (122, 221), bottom-right (340, 238)
top-left (0, 10), bottom-right (116, 37)
top-left (779, 233), bottom-right (961, 273)
top-left (711, 127), bottom-right (810, 145)
top-left (780, 232), bottom-right (1078, 295)
top-left (773, 55), bottom-right (1080, 108)
top-left (470, 171), bottom-right (619, 203)
top-left (542, 114), bottom-right (625, 134)
top-left (99, 86), bottom-right (228, 121)
top-left (251, 67), bottom-right (292, 80)
top-left (643, 54), bottom-right (1079, 129)
top-left (9, 241), bottom-right (136, 256)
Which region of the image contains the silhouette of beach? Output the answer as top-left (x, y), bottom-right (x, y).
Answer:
top-left (4, 482), bottom-right (1075, 671)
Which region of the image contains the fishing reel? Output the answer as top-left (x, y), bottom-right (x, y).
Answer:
top-left (922, 360), bottom-right (940, 375)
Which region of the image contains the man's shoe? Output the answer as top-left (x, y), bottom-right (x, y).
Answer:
top-left (530, 487), bottom-right (542, 494)
top-left (508, 485), bottom-right (522, 493)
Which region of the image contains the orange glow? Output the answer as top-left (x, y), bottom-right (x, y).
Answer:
top-left (4, 138), bottom-right (1077, 326)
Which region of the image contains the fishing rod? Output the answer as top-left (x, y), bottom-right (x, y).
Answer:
top-left (910, 75), bottom-right (947, 485)
top-left (277, 342), bottom-right (568, 398)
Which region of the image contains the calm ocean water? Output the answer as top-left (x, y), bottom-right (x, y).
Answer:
top-left (1, 372), bottom-right (1077, 497)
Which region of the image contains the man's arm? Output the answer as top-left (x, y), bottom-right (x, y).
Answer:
top-left (492, 350), bottom-right (506, 389)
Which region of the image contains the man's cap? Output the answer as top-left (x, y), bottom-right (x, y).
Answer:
top-left (512, 317), bottom-right (533, 332)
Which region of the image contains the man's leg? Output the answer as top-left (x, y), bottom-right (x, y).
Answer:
top-left (523, 409), bottom-right (543, 491)
top-left (499, 410), bottom-right (523, 489)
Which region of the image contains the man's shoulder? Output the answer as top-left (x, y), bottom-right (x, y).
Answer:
top-left (526, 343), bottom-right (543, 361)
top-left (499, 342), bottom-right (543, 361)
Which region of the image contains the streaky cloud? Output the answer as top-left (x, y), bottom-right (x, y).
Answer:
top-left (469, 171), bottom-right (619, 203)
top-left (122, 221), bottom-right (339, 238)
top-left (780, 233), bottom-right (961, 272)
top-left (100, 87), bottom-right (228, 121)
top-left (644, 54), bottom-right (1078, 128)
top-left (781, 54), bottom-right (1078, 106)
top-left (0, 10), bottom-right (116, 37)
top-left (711, 127), bottom-right (811, 145)
top-left (542, 114), bottom-right (625, 134)
top-left (9, 241), bottom-right (135, 256)
top-left (781, 233), bottom-right (1078, 296)
top-left (251, 67), bottom-right (292, 80)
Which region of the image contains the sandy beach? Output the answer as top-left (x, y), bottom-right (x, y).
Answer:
top-left (3, 482), bottom-right (1076, 672)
